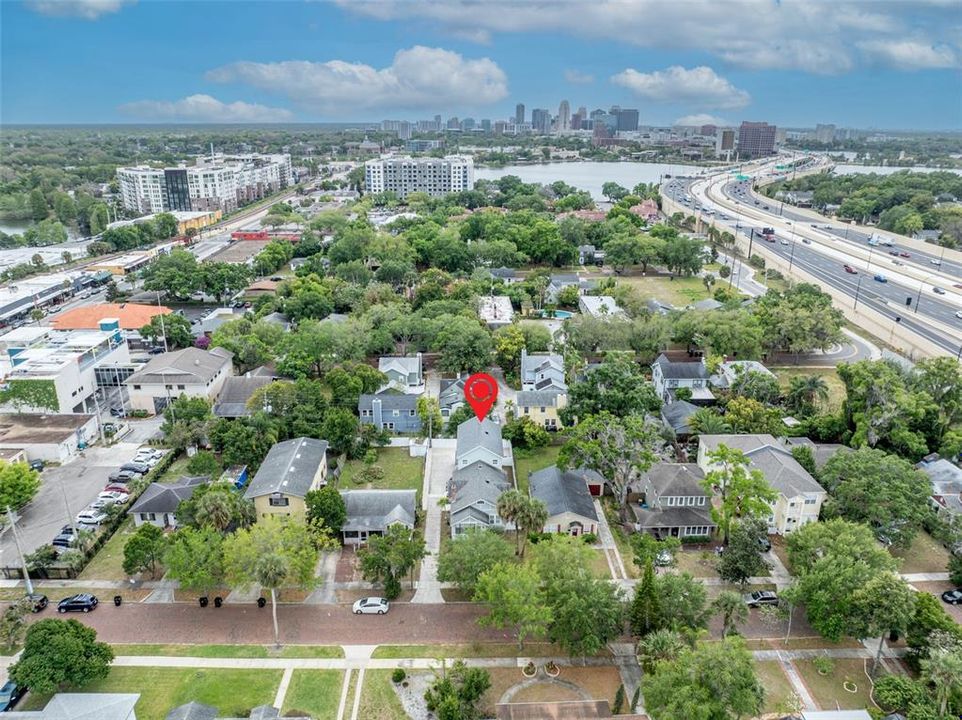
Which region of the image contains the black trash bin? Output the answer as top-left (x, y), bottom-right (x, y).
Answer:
top-left (199, 596), bottom-right (209, 608)
top-left (214, 596), bottom-right (223, 608)
top-left (113, 595), bottom-right (122, 607)
top-left (257, 597), bottom-right (267, 608)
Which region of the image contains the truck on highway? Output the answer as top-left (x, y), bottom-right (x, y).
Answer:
top-left (761, 227), bottom-right (776, 242)
top-left (867, 233), bottom-right (894, 247)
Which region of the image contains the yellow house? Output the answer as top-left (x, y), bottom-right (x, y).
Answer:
top-left (243, 437), bottom-right (328, 519)
top-left (515, 390), bottom-right (567, 430)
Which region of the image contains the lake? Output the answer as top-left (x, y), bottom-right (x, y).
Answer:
top-left (475, 161), bottom-right (711, 199)
top-left (832, 164), bottom-right (962, 176)
top-left (0, 220), bottom-right (83, 240)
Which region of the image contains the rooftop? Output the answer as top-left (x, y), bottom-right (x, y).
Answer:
top-left (479, 295), bottom-right (514, 324)
top-left (5, 692), bottom-right (140, 720)
top-left (341, 489), bottom-right (417, 532)
top-left (129, 476), bottom-right (207, 515)
top-left (50, 302), bottom-right (172, 331)
top-left (529, 465), bottom-right (599, 521)
top-left (0, 413), bottom-right (93, 445)
top-left (579, 295), bottom-right (625, 317)
top-left (213, 376), bottom-right (274, 418)
top-left (701, 434), bottom-right (826, 498)
top-left (653, 353), bottom-right (709, 380)
top-left (126, 347), bottom-right (233, 386)
top-left (456, 418), bottom-right (504, 459)
top-left (244, 437), bottom-right (329, 500)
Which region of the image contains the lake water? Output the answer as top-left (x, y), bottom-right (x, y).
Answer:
top-left (832, 164), bottom-right (962, 176)
top-left (0, 220), bottom-right (82, 241)
top-left (475, 161), bottom-right (710, 199)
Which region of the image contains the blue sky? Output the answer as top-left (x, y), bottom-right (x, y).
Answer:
top-left (2, 0), bottom-right (960, 129)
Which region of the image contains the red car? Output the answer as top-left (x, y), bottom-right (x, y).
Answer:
top-left (899, 252), bottom-right (911, 258)
top-left (103, 484), bottom-right (131, 495)
top-left (843, 265), bottom-right (857, 274)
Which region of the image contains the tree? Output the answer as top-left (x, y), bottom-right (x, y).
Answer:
top-left (659, 235), bottom-right (704, 278)
top-left (305, 484), bottom-right (347, 534)
top-left (358, 524), bottom-right (426, 598)
top-left (755, 283), bottom-right (844, 360)
top-left (29, 188), bottom-right (48, 221)
top-left (186, 450), bottom-right (220, 478)
top-left (629, 558), bottom-right (662, 636)
top-left (629, 533), bottom-right (680, 571)
top-left (728, 369), bottom-right (781, 405)
top-left (639, 628), bottom-right (686, 674)
top-left (602, 182), bottom-right (629, 202)
top-left (201, 262), bottom-right (252, 303)
top-left (495, 489), bottom-right (547, 557)
top-left (914, 356), bottom-right (962, 449)
top-left (433, 315), bottom-right (492, 374)
top-left (559, 413), bottom-right (659, 522)
top-left (820, 447), bottom-right (931, 548)
top-left (224, 518), bottom-right (319, 646)
top-left (474, 561), bottom-right (552, 650)
top-left (122, 523), bottom-right (166, 577)
top-left (561, 357), bottom-right (660, 425)
top-left (714, 590), bottom-right (749, 638)
top-left (922, 646), bottom-right (962, 716)
top-left (11, 619), bottom-right (114, 694)
top-left (785, 374), bottom-right (830, 416)
top-left (416, 396), bottom-right (442, 438)
top-left (643, 637), bottom-right (764, 720)
top-left (546, 575), bottom-right (625, 658)
top-left (0, 599), bottom-right (31, 651)
top-left (423, 660), bottom-right (491, 720)
top-left (688, 408), bottom-right (732, 435)
top-left (724, 396), bottom-right (783, 434)
top-left (0, 461), bottom-right (41, 512)
top-left (502, 415), bottom-right (550, 449)
top-left (164, 527), bottom-right (226, 597)
top-left (856, 570), bottom-right (916, 673)
top-left (718, 519), bottom-right (770, 585)
top-left (701, 445), bottom-right (777, 543)
top-left (436, 529), bottom-right (513, 595)
top-left (142, 249), bottom-right (201, 300)
top-left (906, 592), bottom-right (962, 670)
top-left (493, 324), bottom-right (526, 378)
top-left (658, 571), bottom-right (709, 632)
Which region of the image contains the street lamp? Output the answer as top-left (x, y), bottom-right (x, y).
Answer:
top-left (853, 275), bottom-right (863, 310)
top-left (788, 225), bottom-right (799, 272)
top-left (914, 275), bottom-right (930, 314)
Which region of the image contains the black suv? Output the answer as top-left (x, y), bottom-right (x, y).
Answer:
top-left (58, 593), bottom-right (98, 613)
top-left (26, 593), bottom-right (48, 612)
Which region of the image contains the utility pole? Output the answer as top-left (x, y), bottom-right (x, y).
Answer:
top-left (156, 292), bottom-right (168, 353)
top-left (7, 506), bottom-right (34, 595)
top-left (59, 477), bottom-right (77, 539)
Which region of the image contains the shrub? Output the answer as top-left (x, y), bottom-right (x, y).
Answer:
top-left (873, 674), bottom-right (928, 713)
top-left (812, 656), bottom-right (834, 675)
top-left (581, 533), bottom-right (598, 544)
top-left (392, 668), bottom-right (406, 683)
top-left (680, 535), bottom-right (711, 545)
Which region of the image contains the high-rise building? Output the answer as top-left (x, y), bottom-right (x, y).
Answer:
top-left (558, 100), bottom-right (571, 131)
top-left (715, 129), bottom-right (736, 157)
top-left (515, 103), bottom-right (525, 125)
top-left (531, 108), bottom-right (551, 134)
top-left (616, 109), bottom-right (640, 132)
top-left (480, 118), bottom-right (491, 132)
top-left (700, 124), bottom-right (717, 137)
top-left (814, 124), bottom-right (836, 143)
top-left (364, 156), bottom-right (474, 198)
top-left (737, 122), bottom-right (777, 158)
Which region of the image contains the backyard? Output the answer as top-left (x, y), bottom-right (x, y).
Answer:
top-left (772, 366), bottom-right (846, 412)
top-left (337, 447), bottom-right (424, 492)
top-left (616, 274), bottom-right (715, 307)
top-left (513, 444), bottom-right (562, 494)
top-left (890, 531), bottom-right (951, 574)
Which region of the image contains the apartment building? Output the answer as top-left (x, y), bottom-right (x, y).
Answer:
top-left (364, 156), bottom-right (474, 198)
top-left (737, 122), bottom-right (777, 158)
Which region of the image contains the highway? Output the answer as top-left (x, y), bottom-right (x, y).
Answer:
top-left (662, 168), bottom-right (962, 358)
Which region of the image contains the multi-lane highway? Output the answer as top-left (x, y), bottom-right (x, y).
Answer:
top-left (662, 164), bottom-right (962, 357)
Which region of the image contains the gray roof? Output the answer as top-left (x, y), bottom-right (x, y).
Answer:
top-left (166, 702), bottom-right (219, 720)
top-left (690, 298), bottom-right (723, 311)
top-left (516, 390), bottom-right (564, 408)
top-left (643, 463), bottom-right (706, 496)
top-left (631, 504), bottom-right (714, 530)
top-left (701, 434), bottom-right (825, 497)
top-left (661, 400), bottom-right (699, 435)
top-left (456, 418), bottom-right (503, 459)
top-left (451, 472), bottom-right (510, 514)
top-left (378, 356), bottom-right (420, 376)
top-left (439, 377), bottom-right (466, 408)
top-left (358, 393), bottom-right (419, 412)
top-left (653, 354), bottom-right (709, 380)
top-left (126, 347), bottom-right (233, 386)
top-left (341, 489), bottom-right (417, 532)
top-left (917, 457), bottom-right (962, 515)
top-left (490, 267), bottom-right (517, 279)
top-left (451, 460), bottom-right (510, 494)
top-left (129, 476), bottom-right (208, 515)
top-left (529, 466), bottom-right (599, 522)
top-left (646, 298), bottom-right (676, 314)
top-left (5, 693), bottom-right (141, 720)
top-left (244, 437), bottom-right (328, 500)
top-left (213, 376), bottom-right (274, 417)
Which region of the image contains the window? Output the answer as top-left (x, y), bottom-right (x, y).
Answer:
top-left (804, 498), bottom-right (817, 505)
top-left (409, 410), bottom-right (416, 416)
top-left (146, 513), bottom-right (156, 521)
top-left (697, 496), bottom-right (705, 506)
top-left (177, 385), bottom-right (185, 390)
top-left (539, 407), bottom-right (546, 412)
top-left (666, 497), bottom-right (675, 506)
top-left (392, 410), bottom-right (400, 417)
top-left (133, 385), bottom-right (141, 390)
top-left (269, 495), bottom-right (290, 507)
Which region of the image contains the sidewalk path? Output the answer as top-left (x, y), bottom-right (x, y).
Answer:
top-left (593, 500), bottom-right (628, 581)
top-left (412, 445), bottom-right (451, 604)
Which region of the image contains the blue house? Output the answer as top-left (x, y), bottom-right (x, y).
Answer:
top-left (358, 393), bottom-right (422, 434)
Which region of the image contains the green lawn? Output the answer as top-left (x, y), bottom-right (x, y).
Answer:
top-left (111, 644), bottom-right (344, 659)
top-left (756, 661), bottom-right (798, 714)
top-left (357, 670), bottom-right (407, 720)
top-left (282, 670), bottom-right (344, 719)
top-left (23, 667), bottom-right (282, 720)
top-left (891, 531), bottom-right (950, 574)
top-left (152, 455), bottom-right (190, 484)
top-left (617, 274), bottom-right (713, 307)
top-left (513, 445), bottom-right (561, 494)
top-left (79, 517), bottom-right (139, 582)
top-left (793, 658), bottom-right (878, 711)
top-left (772, 366), bottom-right (846, 413)
top-left (337, 448), bottom-right (424, 492)
top-left (371, 642), bottom-right (574, 659)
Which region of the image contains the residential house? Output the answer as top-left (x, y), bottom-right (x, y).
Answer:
top-left (478, 295), bottom-right (514, 328)
top-left (698, 434), bottom-right (827, 536)
top-left (529, 465), bottom-right (599, 536)
top-left (449, 461), bottom-right (512, 536)
top-left (125, 347), bottom-right (234, 415)
top-left (711, 360), bottom-right (776, 390)
top-left (779, 436), bottom-right (849, 470)
top-left (514, 391), bottom-right (567, 430)
top-left (455, 418), bottom-right (505, 470)
top-left (645, 298), bottom-right (676, 315)
top-left (629, 199), bottom-right (660, 223)
top-left (165, 703), bottom-right (309, 720)
top-left (378, 354), bottom-right (424, 394)
top-left (660, 399), bottom-right (700, 439)
top-left (128, 476), bottom-right (208, 528)
top-left (4, 693), bottom-right (139, 720)
top-left (358, 393), bottom-right (422, 433)
top-left (651, 353), bottom-right (714, 404)
top-left (340, 489), bottom-right (417, 545)
top-left (785, 190), bottom-right (814, 207)
top-left (914, 229), bottom-right (942, 243)
top-left (213, 374), bottom-right (274, 418)
top-left (916, 454), bottom-right (962, 519)
top-left (489, 267), bottom-right (520, 284)
top-left (199, 307), bottom-right (240, 336)
top-left (243, 437), bottom-right (329, 519)
top-left (629, 463), bottom-right (715, 539)
top-left (689, 298), bottom-right (723, 311)
top-left (578, 295), bottom-right (625, 318)
top-left (546, 274), bottom-right (597, 302)
top-left (439, 377), bottom-right (466, 418)
top-left (520, 349), bottom-right (567, 392)
top-left (577, 245), bottom-right (605, 265)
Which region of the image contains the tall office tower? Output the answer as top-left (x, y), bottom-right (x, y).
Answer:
top-left (737, 121), bottom-right (777, 158)
top-left (531, 108), bottom-right (551, 134)
top-left (616, 109), bottom-right (639, 132)
top-left (515, 103), bottom-right (525, 125)
top-left (558, 100), bottom-right (571, 131)
top-left (480, 118), bottom-right (491, 132)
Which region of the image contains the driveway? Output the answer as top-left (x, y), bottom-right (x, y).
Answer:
top-left (413, 444), bottom-right (455, 604)
top-left (0, 441), bottom-right (146, 563)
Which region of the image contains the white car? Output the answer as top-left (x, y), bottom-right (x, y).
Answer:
top-left (97, 491), bottom-right (128, 505)
top-left (75, 510), bottom-right (107, 526)
top-left (955, 310), bottom-right (962, 319)
top-left (353, 597), bottom-right (389, 615)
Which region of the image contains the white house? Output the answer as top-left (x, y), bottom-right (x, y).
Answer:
top-left (455, 418), bottom-right (505, 470)
top-left (711, 360), bottom-right (776, 390)
top-left (520, 349), bottom-right (566, 392)
top-left (578, 295), bottom-right (625, 318)
top-left (377, 354), bottom-right (424, 394)
top-left (651, 353), bottom-right (713, 403)
top-left (478, 295), bottom-right (514, 328)
top-left (125, 347), bottom-right (234, 414)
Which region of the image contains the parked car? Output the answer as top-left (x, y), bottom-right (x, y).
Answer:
top-left (0, 680), bottom-right (25, 711)
top-left (25, 593), bottom-right (48, 612)
top-left (108, 471), bottom-right (136, 483)
top-left (874, 274), bottom-right (888, 283)
top-left (956, 310), bottom-right (962, 319)
top-left (121, 462), bottom-right (150, 475)
top-left (103, 484), bottom-right (131, 495)
top-left (57, 593), bottom-right (98, 613)
top-left (97, 491), bottom-right (128, 505)
top-left (75, 510), bottom-right (107, 526)
top-left (941, 588), bottom-right (962, 605)
top-left (744, 590), bottom-right (779, 608)
top-left (353, 597), bottom-right (389, 615)
top-left (109, 406), bottom-right (127, 417)
top-left (899, 252), bottom-right (910, 258)
top-left (757, 536), bottom-right (772, 552)
top-left (933, 287), bottom-right (946, 295)
top-left (28, 459), bottom-right (44, 472)
top-left (52, 533), bottom-right (77, 548)
top-left (147, 346), bottom-right (165, 355)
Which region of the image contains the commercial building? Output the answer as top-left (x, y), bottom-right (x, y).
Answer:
top-left (0, 271), bottom-right (97, 326)
top-left (558, 100), bottom-right (571, 131)
top-left (364, 156), bottom-right (474, 198)
top-left (116, 153), bottom-right (293, 215)
top-left (0, 412), bottom-right (100, 464)
top-left (737, 122), bottom-right (777, 158)
top-left (125, 346), bottom-right (233, 414)
top-left (531, 109), bottom-right (551, 134)
top-left (814, 124), bottom-right (836, 143)
top-left (515, 103), bottom-right (525, 124)
top-left (715, 128), bottom-right (736, 157)
top-left (616, 108), bottom-right (639, 132)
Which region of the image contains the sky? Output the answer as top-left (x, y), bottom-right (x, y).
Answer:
top-left (1, 0), bottom-right (961, 129)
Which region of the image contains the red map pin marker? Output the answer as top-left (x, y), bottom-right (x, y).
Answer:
top-left (464, 373), bottom-right (498, 422)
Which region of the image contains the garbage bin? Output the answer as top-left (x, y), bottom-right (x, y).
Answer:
top-left (214, 597), bottom-right (223, 608)
top-left (113, 595), bottom-right (122, 607)
top-left (257, 597), bottom-right (267, 608)
top-left (199, 596), bottom-right (209, 608)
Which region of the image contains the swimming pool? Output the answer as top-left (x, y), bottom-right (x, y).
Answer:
top-left (551, 310), bottom-right (574, 319)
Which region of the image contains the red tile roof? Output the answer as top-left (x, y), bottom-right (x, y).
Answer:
top-left (50, 303), bottom-right (171, 331)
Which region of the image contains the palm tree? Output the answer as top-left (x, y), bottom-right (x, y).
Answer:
top-left (496, 490), bottom-right (527, 556)
top-left (196, 491), bottom-right (234, 533)
top-left (713, 590), bottom-right (749, 638)
top-left (689, 408), bottom-right (732, 435)
top-left (254, 553), bottom-right (289, 647)
top-left (785, 375), bottom-right (829, 415)
top-left (702, 273), bottom-right (716, 293)
top-left (922, 647), bottom-right (962, 716)
top-left (515, 498), bottom-right (548, 558)
top-left (638, 628), bottom-right (686, 673)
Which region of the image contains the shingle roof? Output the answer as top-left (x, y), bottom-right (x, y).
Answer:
top-left (451, 472), bottom-right (510, 514)
top-left (456, 418), bottom-right (503, 459)
top-left (50, 303), bottom-right (171, 331)
top-left (126, 347), bottom-right (233, 386)
top-left (165, 702), bottom-right (219, 720)
top-left (378, 356), bottom-right (420, 377)
top-left (653, 354), bottom-right (708, 380)
top-left (451, 460), bottom-right (510, 494)
top-left (25, 694), bottom-right (142, 720)
top-left (516, 390), bottom-right (564, 408)
top-left (357, 393), bottom-right (419, 412)
top-left (631, 504), bottom-right (714, 529)
top-left (643, 463), bottom-right (706, 496)
top-left (490, 267), bottom-right (517, 279)
top-left (213, 376), bottom-right (274, 417)
top-left (529, 466), bottom-right (598, 522)
top-left (660, 400), bottom-right (699, 434)
top-left (129, 476), bottom-right (207, 515)
top-left (439, 377), bottom-right (466, 408)
top-left (341, 489), bottom-right (417, 532)
top-left (701, 434), bottom-right (825, 497)
top-left (244, 437), bottom-right (328, 500)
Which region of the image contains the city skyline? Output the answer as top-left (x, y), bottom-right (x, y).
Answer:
top-left (1, 0), bottom-right (960, 129)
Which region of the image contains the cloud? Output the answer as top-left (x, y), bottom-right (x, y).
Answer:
top-left (611, 66), bottom-right (751, 109)
top-left (858, 39), bottom-right (960, 69)
top-left (119, 94), bottom-right (294, 123)
top-left (564, 69), bottom-right (595, 85)
top-left (206, 46), bottom-right (508, 114)
top-left (25, 0), bottom-right (133, 19)
top-left (335, 0), bottom-right (958, 75)
top-left (674, 114), bottom-right (730, 127)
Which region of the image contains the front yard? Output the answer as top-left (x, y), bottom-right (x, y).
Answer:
top-left (756, 661), bottom-right (798, 714)
top-left (793, 658), bottom-right (879, 711)
top-left (337, 447), bottom-right (424, 492)
top-left (78, 517), bottom-right (139, 582)
top-left (282, 670), bottom-right (343, 719)
top-left (891, 531), bottom-right (950, 574)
